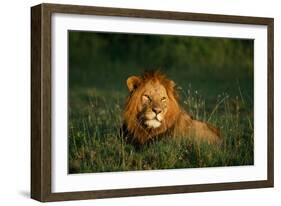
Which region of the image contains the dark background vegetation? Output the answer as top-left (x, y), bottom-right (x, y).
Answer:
top-left (68, 31), bottom-right (254, 173)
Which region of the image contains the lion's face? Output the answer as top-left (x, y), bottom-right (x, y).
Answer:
top-left (124, 72), bottom-right (181, 140)
top-left (137, 81), bottom-right (169, 129)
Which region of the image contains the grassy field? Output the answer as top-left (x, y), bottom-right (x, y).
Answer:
top-left (68, 32), bottom-right (254, 173)
top-left (68, 81), bottom-right (253, 173)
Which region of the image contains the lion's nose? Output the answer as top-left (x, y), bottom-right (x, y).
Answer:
top-left (152, 107), bottom-right (162, 114)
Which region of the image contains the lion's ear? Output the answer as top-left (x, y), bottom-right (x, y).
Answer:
top-left (127, 76), bottom-right (141, 92)
top-left (170, 80), bottom-right (176, 88)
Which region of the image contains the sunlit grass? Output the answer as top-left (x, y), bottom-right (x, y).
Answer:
top-left (68, 85), bottom-right (253, 173)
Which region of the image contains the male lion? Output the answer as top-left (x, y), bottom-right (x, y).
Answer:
top-left (122, 71), bottom-right (220, 145)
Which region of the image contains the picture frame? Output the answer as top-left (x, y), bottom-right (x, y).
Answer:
top-left (31, 3), bottom-right (274, 202)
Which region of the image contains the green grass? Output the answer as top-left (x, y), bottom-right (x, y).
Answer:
top-left (68, 83), bottom-right (254, 173)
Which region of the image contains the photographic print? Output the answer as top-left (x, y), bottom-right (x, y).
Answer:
top-left (68, 31), bottom-right (254, 174)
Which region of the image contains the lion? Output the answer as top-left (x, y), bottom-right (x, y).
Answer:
top-left (122, 71), bottom-right (221, 145)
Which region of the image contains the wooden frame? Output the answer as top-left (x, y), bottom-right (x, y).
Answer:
top-left (31, 3), bottom-right (274, 202)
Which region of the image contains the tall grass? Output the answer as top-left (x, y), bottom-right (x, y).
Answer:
top-left (68, 85), bottom-right (253, 173)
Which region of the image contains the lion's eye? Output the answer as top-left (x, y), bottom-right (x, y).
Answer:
top-left (143, 95), bottom-right (151, 102)
top-left (161, 97), bottom-right (167, 102)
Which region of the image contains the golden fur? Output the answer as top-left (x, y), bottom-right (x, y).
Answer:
top-left (123, 71), bottom-right (220, 145)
